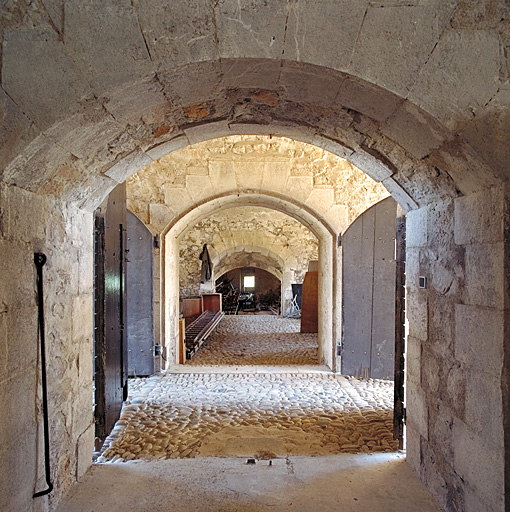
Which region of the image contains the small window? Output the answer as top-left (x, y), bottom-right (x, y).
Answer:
top-left (244, 275), bottom-right (255, 289)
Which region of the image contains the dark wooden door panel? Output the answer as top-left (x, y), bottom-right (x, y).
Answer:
top-left (94, 184), bottom-right (127, 445)
top-left (393, 208), bottom-right (406, 448)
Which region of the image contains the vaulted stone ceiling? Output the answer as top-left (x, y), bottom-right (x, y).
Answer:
top-left (178, 206), bottom-right (318, 296)
top-left (127, 135), bottom-right (390, 234)
top-left (1, 1), bottom-right (508, 211)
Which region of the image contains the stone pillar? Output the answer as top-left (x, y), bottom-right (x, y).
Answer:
top-left (318, 234), bottom-right (335, 369)
top-left (281, 268), bottom-right (293, 316)
top-left (406, 186), bottom-right (507, 512)
top-left (163, 235), bottom-right (180, 366)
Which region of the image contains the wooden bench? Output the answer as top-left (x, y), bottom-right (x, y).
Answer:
top-left (184, 310), bottom-right (224, 360)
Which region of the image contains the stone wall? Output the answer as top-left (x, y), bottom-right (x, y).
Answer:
top-left (406, 186), bottom-right (507, 512)
top-left (178, 206), bottom-right (318, 298)
top-left (0, 184), bottom-right (93, 512)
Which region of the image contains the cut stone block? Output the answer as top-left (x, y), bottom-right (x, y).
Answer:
top-left (220, 58), bottom-right (281, 89)
top-left (382, 101), bottom-right (450, 160)
top-left (44, 110), bottom-right (121, 160)
top-left (453, 418), bottom-right (504, 512)
top-left (335, 74), bottom-right (401, 123)
top-left (406, 385), bottom-right (428, 440)
top-left (76, 423), bottom-right (95, 480)
top-left (406, 207), bottom-right (427, 248)
top-left (2, 28), bottom-right (91, 130)
top-left (160, 61), bottom-right (224, 108)
top-left (105, 150), bottom-right (153, 184)
top-left (215, 0), bottom-right (288, 60)
top-left (460, 88), bottom-right (510, 181)
top-left (349, 3), bottom-right (452, 97)
top-left (455, 304), bottom-right (503, 377)
top-left (149, 203), bottom-right (175, 232)
top-left (465, 370), bottom-right (503, 446)
top-left (381, 177), bottom-right (418, 211)
top-left (409, 30), bottom-right (501, 132)
top-left (64, 0), bottom-right (154, 92)
top-left (234, 161), bottom-right (264, 191)
top-left (146, 136), bottom-right (189, 161)
top-left (134, 0), bottom-right (217, 70)
top-left (454, 186), bottom-right (504, 245)
top-left (0, 89), bottom-right (39, 174)
top-left (279, 62), bottom-right (342, 108)
top-left (104, 77), bottom-right (170, 125)
top-left (305, 188), bottom-right (334, 214)
top-left (465, 242), bottom-right (505, 309)
top-left (284, 0), bottom-right (366, 71)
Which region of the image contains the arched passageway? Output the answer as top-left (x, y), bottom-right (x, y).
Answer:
top-left (173, 203), bottom-right (320, 317)
top-left (163, 192), bottom-right (337, 368)
top-left (1, 3), bottom-right (509, 510)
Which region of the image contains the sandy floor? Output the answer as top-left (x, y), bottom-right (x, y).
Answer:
top-left (57, 454), bottom-right (443, 512)
top-left (186, 316), bottom-right (318, 366)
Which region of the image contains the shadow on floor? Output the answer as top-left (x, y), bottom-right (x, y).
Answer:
top-left (56, 454), bottom-right (442, 512)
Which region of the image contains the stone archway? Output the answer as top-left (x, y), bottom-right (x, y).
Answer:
top-left (1, 4), bottom-right (508, 508)
top-left (213, 247), bottom-right (285, 283)
top-left (213, 247), bottom-right (286, 315)
top-left (162, 191), bottom-right (337, 368)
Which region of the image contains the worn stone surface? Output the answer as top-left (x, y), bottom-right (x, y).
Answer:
top-left (135, 0), bottom-right (216, 70)
top-left (64, 0), bottom-right (153, 93)
top-left (2, 27), bottom-right (92, 131)
top-left (187, 316), bottom-right (317, 366)
top-left (405, 189), bottom-right (508, 512)
top-left (409, 30), bottom-right (501, 133)
top-left (285, 1), bottom-right (367, 71)
top-left (55, 454), bottom-right (443, 512)
top-left (350, 2), bottom-right (454, 97)
top-left (0, 88), bottom-right (39, 175)
top-left (460, 87), bottom-right (510, 179)
top-left (0, 1), bottom-right (508, 203)
top-left (0, 185), bottom-right (94, 512)
top-left (97, 372), bottom-right (398, 463)
top-left (215, 0), bottom-right (288, 60)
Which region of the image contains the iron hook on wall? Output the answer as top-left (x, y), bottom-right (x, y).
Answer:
top-left (33, 253), bottom-right (53, 498)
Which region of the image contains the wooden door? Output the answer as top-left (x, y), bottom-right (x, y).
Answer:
top-left (94, 184), bottom-right (128, 447)
top-left (126, 211), bottom-right (154, 377)
top-left (300, 271), bottom-right (318, 333)
top-left (342, 197), bottom-right (397, 379)
top-left (393, 208), bottom-right (406, 448)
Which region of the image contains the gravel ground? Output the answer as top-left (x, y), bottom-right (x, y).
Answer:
top-left (97, 372), bottom-right (397, 462)
top-left (186, 315), bottom-right (318, 366)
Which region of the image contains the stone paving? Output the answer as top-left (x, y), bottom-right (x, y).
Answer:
top-left (97, 372), bottom-right (398, 463)
top-left (186, 315), bottom-right (318, 366)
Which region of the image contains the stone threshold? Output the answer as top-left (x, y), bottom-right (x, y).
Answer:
top-left (164, 364), bottom-right (333, 374)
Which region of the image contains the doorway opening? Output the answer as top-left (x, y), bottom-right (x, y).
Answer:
top-left (93, 135), bottom-right (406, 462)
top-left (216, 267), bottom-right (281, 315)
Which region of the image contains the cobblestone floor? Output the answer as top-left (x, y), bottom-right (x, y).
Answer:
top-left (186, 315), bottom-right (318, 366)
top-left (98, 373), bottom-right (397, 462)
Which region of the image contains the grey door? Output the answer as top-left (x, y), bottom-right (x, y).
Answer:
top-left (342, 197), bottom-right (397, 379)
top-left (126, 210), bottom-right (154, 376)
